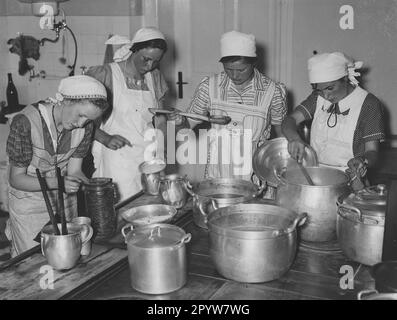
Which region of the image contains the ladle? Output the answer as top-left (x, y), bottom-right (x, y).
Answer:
top-left (297, 161), bottom-right (315, 186)
top-left (149, 108), bottom-right (231, 125)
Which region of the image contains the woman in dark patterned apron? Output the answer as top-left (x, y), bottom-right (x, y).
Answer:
top-left (5, 75), bottom-right (109, 257)
top-left (282, 52), bottom-right (385, 184)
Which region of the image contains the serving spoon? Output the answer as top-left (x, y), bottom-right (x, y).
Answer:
top-left (149, 108), bottom-right (231, 125)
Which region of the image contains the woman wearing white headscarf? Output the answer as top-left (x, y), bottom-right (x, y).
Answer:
top-left (6, 75), bottom-right (109, 257)
top-left (87, 27), bottom-right (169, 201)
top-left (282, 52), bottom-right (385, 180)
top-left (172, 31), bottom-right (287, 181)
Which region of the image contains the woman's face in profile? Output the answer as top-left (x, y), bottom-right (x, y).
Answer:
top-left (132, 47), bottom-right (164, 75)
top-left (62, 102), bottom-right (103, 130)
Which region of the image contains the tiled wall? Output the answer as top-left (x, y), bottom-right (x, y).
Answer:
top-left (0, 15), bottom-right (132, 105)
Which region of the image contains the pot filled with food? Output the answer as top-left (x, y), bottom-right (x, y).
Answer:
top-left (337, 184), bottom-right (387, 266)
top-left (276, 167), bottom-right (349, 242)
top-left (185, 178), bottom-right (265, 229)
top-left (207, 203), bottom-right (307, 283)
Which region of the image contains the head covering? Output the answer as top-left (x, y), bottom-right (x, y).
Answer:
top-left (105, 27), bottom-right (166, 62)
top-left (308, 52), bottom-right (363, 86)
top-left (51, 75), bottom-right (107, 102)
top-left (220, 30), bottom-right (256, 58)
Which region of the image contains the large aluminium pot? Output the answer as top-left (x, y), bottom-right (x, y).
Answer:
top-left (121, 223), bottom-right (191, 294)
top-left (208, 203), bottom-right (307, 283)
top-left (337, 184), bottom-right (387, 266)
top-left (185, 178), bottom-right (265, 229)
top-left (276, 167), bottom-right (349, 242)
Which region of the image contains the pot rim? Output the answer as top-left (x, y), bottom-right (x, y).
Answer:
top-left (277, 166), bottom-right (349, 188)
top-left (191, 178), bottom-right (258, 198)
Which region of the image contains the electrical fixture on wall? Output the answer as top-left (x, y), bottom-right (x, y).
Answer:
top-left (16, 0), bottom-right (69, 17)
top-left (10, 0), bottom-right (77, 77)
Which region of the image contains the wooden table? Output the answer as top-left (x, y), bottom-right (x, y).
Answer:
top-left (0, 194), bottom-right (375, 300)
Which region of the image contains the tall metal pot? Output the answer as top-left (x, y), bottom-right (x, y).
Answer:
top-left (337, 185), bottom-right (387, 266)
top-left (208, 203), bottom-right (307, 283)
top-left (185, 178), bottom-right (265, 229)
top-left (276, 167), bottom-right (349, 242)
top-left (121, 223), bottom-right (191, 294)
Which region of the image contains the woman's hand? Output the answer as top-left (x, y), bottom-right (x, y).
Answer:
top-left (288, 139), bottom-right (306, 163)
top-left (347, 157), bottom-right (368, 178)
top-left (167, 111), bottom-right (184, 126)
top-left (64, 175), bottom-right (83, 194)
top-left (105, 134), bottom-right (132, 150)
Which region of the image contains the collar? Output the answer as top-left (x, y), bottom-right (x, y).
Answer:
top-left (219, 68), bottom-right (269, 92)
top-left (337, 86), bottom-right (367, 113)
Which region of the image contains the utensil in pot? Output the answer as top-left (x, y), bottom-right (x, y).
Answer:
top-left (297, 161), bottom-right (315, 186)
top-left (56, 166), bottom-right (68, 235)
top-left (149, 108), bottom-right (232, 125)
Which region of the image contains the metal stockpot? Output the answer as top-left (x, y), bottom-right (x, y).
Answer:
top-left (208, 203), bottom-right (307, 283)
top-left (122, 223), bottom-right (191, 294)
top-left (139, 159), bottom-right (166, 195)
top-left (159, 174), bottom-right (189, 209)
top-left (337, 185), bottom-right (387, 266)
top-left (276, 167), bottom-right (349, 242)
top-left (185, 178), bottom-right (265, 229)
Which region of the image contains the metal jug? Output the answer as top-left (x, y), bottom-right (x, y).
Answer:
top-left (41, 222), bottom-right (93, 270)
top-left (159, 174), bottom-right (189, 209)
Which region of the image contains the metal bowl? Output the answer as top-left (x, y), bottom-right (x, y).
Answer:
top-left (121, 204), bottom-right (177, 227)
top-left (253, 137), bottom-right (318, 187)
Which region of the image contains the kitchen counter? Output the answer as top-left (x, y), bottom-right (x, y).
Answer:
top-left (0, 193), bottom-right (375, 300)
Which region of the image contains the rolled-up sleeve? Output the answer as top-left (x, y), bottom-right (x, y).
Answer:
top-left (7, 114), bottom-right (33, 167)
top-left (270, 82), bottom-right (287, 125)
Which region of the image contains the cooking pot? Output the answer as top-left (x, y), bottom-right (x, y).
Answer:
top-left (337, 184), bottom-right (387, 266)
top-left (357, 290), bottom-right (397, 300)
top-left (371, 261), bottom-right (397, 293)
top-left (185, 178), bottom-right (265, 229)
top-left (122, 223), bottom-right (191, 294)
top-left (159, 174), bottom-right (189, 209)
top-left (276, 167), bottom-right (349, 242)
top-left (208, 203), bottom-right (307, 283)
top-left (139, 159), bottom-right (166, 195)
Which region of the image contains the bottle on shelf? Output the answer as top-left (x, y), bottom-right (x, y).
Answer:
top-left (6, 73), bottom-right (19, 111)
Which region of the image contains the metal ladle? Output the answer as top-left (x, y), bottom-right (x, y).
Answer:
top-left (149, 108), bottom-right (231, 125)
top-left (297, 161), bottom-right (315, 186)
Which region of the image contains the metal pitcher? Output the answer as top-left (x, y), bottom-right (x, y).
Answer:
top-left (159, 174), bottom-right (189, 209)
top-left (41, 222), bottom-right (93, 270)
top-left (139, 160), bottom-right (166, 195)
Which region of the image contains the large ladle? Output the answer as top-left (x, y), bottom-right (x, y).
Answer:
top-left (297, 161), bottom-right (315, 186)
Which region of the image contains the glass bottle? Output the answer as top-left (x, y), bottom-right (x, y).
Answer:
top-left (6, 73), bottom-right (19, 111)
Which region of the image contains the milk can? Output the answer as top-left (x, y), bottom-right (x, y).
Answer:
top-left (337, 184), bottom-right (387, 266)
top-left (83, 178), bottom-right (117, 241)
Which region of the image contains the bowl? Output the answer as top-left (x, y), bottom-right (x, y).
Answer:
top-left (120, 204), bottom-right (177, 227)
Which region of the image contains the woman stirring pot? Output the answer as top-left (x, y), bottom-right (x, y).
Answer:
top-left (282, 52), bottom-right (385, 184)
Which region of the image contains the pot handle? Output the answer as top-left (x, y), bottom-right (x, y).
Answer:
top-left (253, 184), bottom-right (266, 198)
top-left (338, 203), bottom-right (362, 221)
top-left (273, 167), bottom-right (286, 185)
top-left (121, 223), bottom-right (134, 241)
top-left (282, 212), bottom-right (308, 234)
top-left (80, 224), bottom-right (93, 247)
top-left (40, 234), bottom-right (46, 257)
top-left (183, 179), bottom-right (195, 197)
top-left (179, 233), bottom-right (192, 245)
top-left (211, 199), bottom-right (219, 211)
top-left (357, 289), bottom-right (379, 300)
top-left (198, 199), bottom-right (209, 225)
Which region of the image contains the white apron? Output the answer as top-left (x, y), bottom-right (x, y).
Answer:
top-left (310, 86), bottom-right (368, 171)
top-left (6, 103), bottom-right (83, 257)
top-left (205, 74), bottom-right (275, 180)
top-left (92, 63), bottom-right (159, 201)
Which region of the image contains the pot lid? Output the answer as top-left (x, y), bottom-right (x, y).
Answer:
top-left (342, 184), bottom-right (387, 217)
top-left (126, 224), bottom-right (189, 249)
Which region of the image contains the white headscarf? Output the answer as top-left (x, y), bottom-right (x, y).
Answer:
top-left (49, 75), bottom-right (107, 103)
top-left (105, 27), bottom-right (166, 62)
top-left (308, 52), bottom-right (363, 86)
top-left (220, 30), bottom-right (256, 58)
